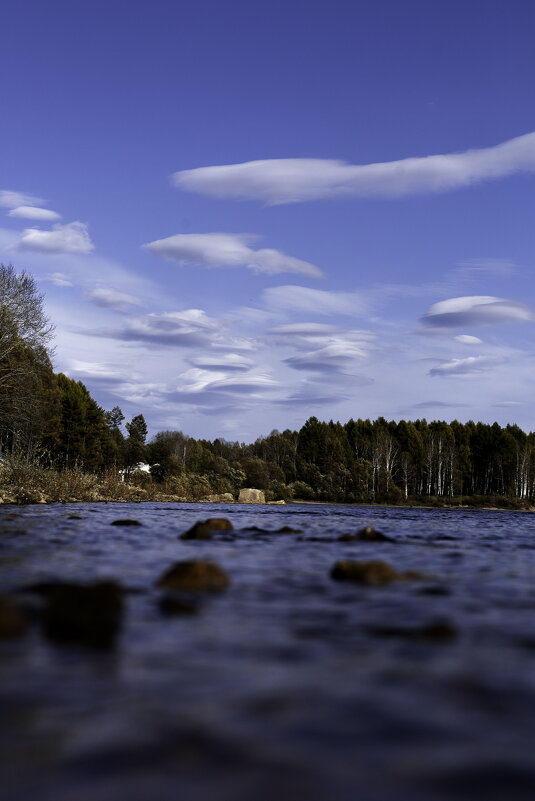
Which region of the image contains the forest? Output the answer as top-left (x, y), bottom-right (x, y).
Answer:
top-left (2, 262), bottom-right (535, 506)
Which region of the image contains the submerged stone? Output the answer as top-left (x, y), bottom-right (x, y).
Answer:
top-left (330, 559), bottom-right (425, 585)
top-left (157, 560), bottom-right (230, 592)
top-left (180, 518), bottom-right (234, 539)
top-left (42, 580), bottom-right (124, 648)
top-left (338, 525), bottom-right (395, 543)
top-left (158, 593), bottom-right (200, 615)
top-left (204, 518), bottom-right (233, 530)
top-left (367, 619), bottom-right (458, 641)
top-left (0, 593), bottom-right (28, 638)
top-left (111, 519), bottom-right (142, 526)
top-left (180, 522), bottom-right (214, 540)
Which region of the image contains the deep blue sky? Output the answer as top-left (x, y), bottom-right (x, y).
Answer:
top-left (2, 0), bottom-right (535, 439)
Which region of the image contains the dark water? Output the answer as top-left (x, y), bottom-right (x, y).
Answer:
top-left (1, 502), bottom-right (535, 801)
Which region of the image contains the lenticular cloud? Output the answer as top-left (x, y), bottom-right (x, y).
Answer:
top-left (172, 131), bottom-right (535, 204)
top-left (144, 233), bottom-right (322, 277)
top-left (421, 296), bottom-right (533, 328)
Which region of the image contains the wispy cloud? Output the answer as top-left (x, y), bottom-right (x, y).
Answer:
top-left (429, 355), bottom-right (505, 377)
top-left (46, 272), bottom-right (73, 287)
top-left (188, 352), bottom-right (255, 371)
top-left (19, 222), bottom-right (94, 254)
top-left (68, 360), bottom-right (135, 384)
top-left (109, 309), bottom-right (224, 348)
top-left (87, 287), bottom-right (142, 312)
top-left (273, 380), bottom-right (350, 407)
top-left (173, 131), bottom-right (535, 204)
top-left (8, 206), bottom-right (61, 221)
top-left (144, 232), bottom-right (322, 277)
top-left (413, 400), bottom-right (470, 408)
top-left (454, 334), bottom-right (483, 344)
top-left (0, 189), bottom-right (44, 208)
top-left (263, 286), bottom-right (365, 316)
top-left (421, 296), bottom-right (533, 328)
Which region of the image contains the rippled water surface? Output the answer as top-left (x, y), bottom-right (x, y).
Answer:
top-left (1, 502), bottom-right (535, 801)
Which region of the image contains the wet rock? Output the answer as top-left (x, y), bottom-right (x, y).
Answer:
top-left (330, 559), bottom-right (426, 585)
top-left (267, 500), bottom-right (286, 505)
top-left (157, 560), bottom-right (230, 592)
top-left (179, 518), bottom-right (238, 539)
top-left (180, 521), bottom-right (214, 540)
top-left (338, 525), bottom-right (394, 543)
top-left (42, 580), bottom-right (124, 648)
top-left (0, 593), bottom-right (28, 638)
top-left (205, 518), bottom-right (233, 531)
top-left (366, 618), bottom-right (458, 641)
top-left (244, 525), bottom-right (302, 534)
top-left (158, 593), bottom-right (200, 615)
top-left (238, 488), bottom-right (266, 504)
top-left (68, 514), bottom-right (83, 520)
top-left (111, 519), bottom-right (142, 526)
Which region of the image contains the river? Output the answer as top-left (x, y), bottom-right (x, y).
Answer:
top-left (1, 502), bottom-right (535, 801)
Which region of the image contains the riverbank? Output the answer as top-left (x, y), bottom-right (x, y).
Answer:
top-left (1, 461), bottom-right (532, 509)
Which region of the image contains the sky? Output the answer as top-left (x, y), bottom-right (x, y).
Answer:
top-left (2, 0), bottom-right (535, 441)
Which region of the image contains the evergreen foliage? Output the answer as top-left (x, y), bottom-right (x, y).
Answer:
top-left (2, 264), bottom-right (535, 504)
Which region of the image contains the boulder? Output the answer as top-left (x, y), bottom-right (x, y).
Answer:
top-left (238, 488), bottom-right (266, 504)
top-left (330, 559), bottom-right (425, 585)
top-left (157, 560), bottom-right (230, 592)
top-left (180, 521), bottom-right (214, 540)
top-left (0, 594), bottom-right (28, 638)
top-left (338, 525), bottom-right (394, 543)
top-left (42, 580), bottom-right (124, 648)
top-left (205, 518), bottom-right (233, 530)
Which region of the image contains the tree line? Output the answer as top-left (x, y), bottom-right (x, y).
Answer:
top-left (2, 263), bottom-right (535, 505)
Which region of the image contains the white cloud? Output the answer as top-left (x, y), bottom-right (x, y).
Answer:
top-left (188, 352), bottom-right (254, 371)
top-left (492, 401), bottom-right (524, 408)
top-left (413, 400), bottom-right (470, 408)
top-left (47, 272), bottom-right (73, 287)
top-left (111, 309), bottom-right (224, 347)
top-left (284, 336), bottom-right (374, 374)
top-left (421, 296), bottom-right (533, 328)
top-left (144, 232), bottom-right (322, 277)
top-left (19, 221), bottom-right (94, 254)
top-left (173, 131), bottom-right (535, 204)
top-left (429, 355), bottom-right (505, 377)
top-left (454, 334), bottom-right (483, 344)
top-left (88, 287), bottom-right (142, 311)
top-left (263, 285), bottom-right (365, 316)
top-left (8, 206), bottom-right (61, 221)
top-left (68, 360), bottom-right (134, 383)
top-left (0, 189), bottom-right (44, 208)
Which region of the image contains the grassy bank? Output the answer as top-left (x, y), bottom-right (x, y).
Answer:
top-left (0, 458), bottom-right (533, 510)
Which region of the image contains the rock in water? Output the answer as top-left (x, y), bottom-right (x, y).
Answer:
top-left (180, 521), bottom-right (214, 540)
top-left (42, 581), bottom-right (124, 648)
top-left (157, 560), bottom-right (230, 592)
top-left (330, 559), bottom-right (425, 585)
top-left (238, 488), bottom-right (266, 504)
top-left (338, 525), bottom-right (394, 542)
top-left (204, 518), bottom-right (233, 530)
top-left (0, 594), bottom-right (28, 638)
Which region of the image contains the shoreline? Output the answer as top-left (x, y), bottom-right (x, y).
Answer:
top-left (0, 493), bottom-right (532, 512)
